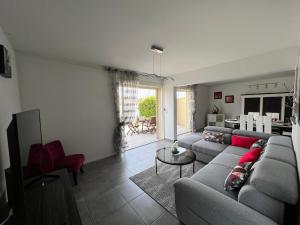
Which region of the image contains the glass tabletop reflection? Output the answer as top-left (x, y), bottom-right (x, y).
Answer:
top-left (156, 147), bottom-right (196, 165)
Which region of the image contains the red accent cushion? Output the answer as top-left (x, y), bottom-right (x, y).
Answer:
top-left (238, 147), bottom-right (262, 164)
top-left (231, 135), bottom-right (259, 149)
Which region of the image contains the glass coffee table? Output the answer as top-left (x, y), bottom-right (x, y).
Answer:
top-left (155, 147), bottom-right (196, 178)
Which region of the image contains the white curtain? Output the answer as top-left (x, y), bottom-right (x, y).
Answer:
top-left (107, 68), bottom-right (139, 153)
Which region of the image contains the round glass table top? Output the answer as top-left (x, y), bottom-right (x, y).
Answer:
top-left (156, 147), bottom-right (196, 165)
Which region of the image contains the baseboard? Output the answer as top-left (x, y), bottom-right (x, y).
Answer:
top-left (164, 138), bottom-right (174, 142)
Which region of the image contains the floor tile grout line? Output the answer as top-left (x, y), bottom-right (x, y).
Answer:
top-left (128, 193), bottom-right (166, 225)
top-left (149, 211), bottom-right (168, 225)
top-left (79, 196), bottom-right (97, 225)
top-left (100, 203), bottom-right (148, 225)
top-left (127, 199), bottom-right (149, 225)
top-left (87, 195), bottom-right (128, 224)
top-left (124, 190), bottom-right (144, 202)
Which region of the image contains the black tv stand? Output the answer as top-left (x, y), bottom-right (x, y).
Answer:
top-left (5, 168), bottom-right (82, 225)
top-left (25, 174), bottom-right (60, 189)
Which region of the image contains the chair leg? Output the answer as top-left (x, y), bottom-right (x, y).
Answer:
top-left (73, 171), bottom-right (78, 185)
top-left (80, 165), bottom-right (84, 173)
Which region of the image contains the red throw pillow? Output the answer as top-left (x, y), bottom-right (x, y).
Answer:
top-left (231, 135), bottom-right (259, 149)
top-left (238, 147), bottom-right (262, 164)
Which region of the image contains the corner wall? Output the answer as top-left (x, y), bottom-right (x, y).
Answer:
top-left (194, 84), bottom-right (209, 130)
top-left (0, 27), bottom-right (21, 206)
top-left (16, 53), bottom-right (115, 163)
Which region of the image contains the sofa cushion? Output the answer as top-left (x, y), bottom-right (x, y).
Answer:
top-left (232, 135), bottom-right (259, 149)
top-left (250, 158), bottom-right (299, 204)
top-left (191, 163), bottom-right (238, 199)
top-left (203, 130), bottom-right (224, 144)
top-left (232, 129), bottom-right (271, 140)
top-left (193, 151), bottom-right (215, 163)
top-left (210, 152), bottom-right (241, 168)
top-left (204, 126), bottom-right (233, 134)
top-left (268, 136), bottom-right (293, 149)
top-left (238, 182), bottom-right (285, 225)
top-left (178, 133), bottom-right (203, 149)
top-left (263, 144), bottom-right (297, 167)
top-left (223, 145), bottom-right (249, 156)
top-left (224, 163), bottom-right (252, 191)
top-left (205, 126), bottom-right (232, 144)
top-left (192, 139), bottom-right (228, 157)
top-left (239, 147), bottom-right (262, 164)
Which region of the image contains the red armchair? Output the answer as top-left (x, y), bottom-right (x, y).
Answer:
top-left (24, 144), bottom-right (53, 178)
top-left (44, 140), bottom-right (85, 185)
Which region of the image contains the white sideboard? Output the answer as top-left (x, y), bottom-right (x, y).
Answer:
top-left (207, 114), bottom-right (225, 127)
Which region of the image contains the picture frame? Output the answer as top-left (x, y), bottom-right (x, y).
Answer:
top-left (214, 91), bottom-right (222, 99)
top-left (225, 95), bottom-right (234, 103)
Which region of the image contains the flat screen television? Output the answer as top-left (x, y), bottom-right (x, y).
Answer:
top-left (5, 109), bottom-right (42, 225)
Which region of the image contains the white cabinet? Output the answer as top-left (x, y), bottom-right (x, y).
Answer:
top-left (207, 114), bottom-right (225, 127)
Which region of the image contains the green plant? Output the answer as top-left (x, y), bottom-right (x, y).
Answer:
top-left (138, 96), bottom-right (156, 117)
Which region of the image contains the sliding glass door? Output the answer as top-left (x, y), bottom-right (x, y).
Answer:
top-left (124, 86), bottom-right (163, 150)
top-left (176, 89), bottom-right (194, 135)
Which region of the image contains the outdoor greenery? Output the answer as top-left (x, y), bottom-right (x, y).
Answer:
top-left (138, 96), bottom-right (156, 117)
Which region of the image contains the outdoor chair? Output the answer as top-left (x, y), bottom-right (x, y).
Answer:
top-left (145, 117), bottom-right (156, 133)
top-left (127, 119), bottom-right (140, 135)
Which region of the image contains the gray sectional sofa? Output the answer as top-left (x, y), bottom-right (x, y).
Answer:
top-left (175, 126), bottom-right (299, 225)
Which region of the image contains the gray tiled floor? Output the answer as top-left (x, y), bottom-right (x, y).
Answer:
top-left (74, 140), bottom-right (182, 225)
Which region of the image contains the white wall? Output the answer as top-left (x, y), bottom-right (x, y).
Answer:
top-left (292, 124), bottom-right (300, 173)
top-left (208, 73), bottom-right (294, 118)
top-left (292, 114), bottom-right (300, 223)
top-left (163, 79), bottom-right (176, 140)
top-left (16, 53), bottom-right (115, 163)
top-left (0, 27), bottom-right (21, 197)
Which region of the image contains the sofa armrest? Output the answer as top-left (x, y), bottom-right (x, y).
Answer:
top-left (174, 178), bottom-right (278, 225)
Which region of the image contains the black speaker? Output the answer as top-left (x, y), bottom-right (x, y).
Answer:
top-left (0, 45), bottom-right (12, 78)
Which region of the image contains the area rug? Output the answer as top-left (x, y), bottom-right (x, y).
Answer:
top-left (130, 161), bottom-right (205, 217)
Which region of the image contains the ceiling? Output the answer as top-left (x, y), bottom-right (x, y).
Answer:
top-left (0, 0), bottom-right (299, 76)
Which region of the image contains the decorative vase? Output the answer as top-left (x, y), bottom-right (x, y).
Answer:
top-left (172, 141), bottom-right (179, 154)
top-left (212, 104), bottom-right (219, 114)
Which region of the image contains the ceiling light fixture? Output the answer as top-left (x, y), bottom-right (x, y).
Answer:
top-left (151, 45), bottom-right (164, 54)
top-left (151, 44), bottom-right (164, 76)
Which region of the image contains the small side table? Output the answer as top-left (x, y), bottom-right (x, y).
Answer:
top-left (155, 147), bottom-right (196, 178)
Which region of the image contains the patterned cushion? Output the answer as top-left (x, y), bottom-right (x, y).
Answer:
top-left (203, 131), bottom-right (224, 144)
top-left (224, 163), bottom-right (252, 191)
top-left (250, 139), bottom-right (268, 150)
